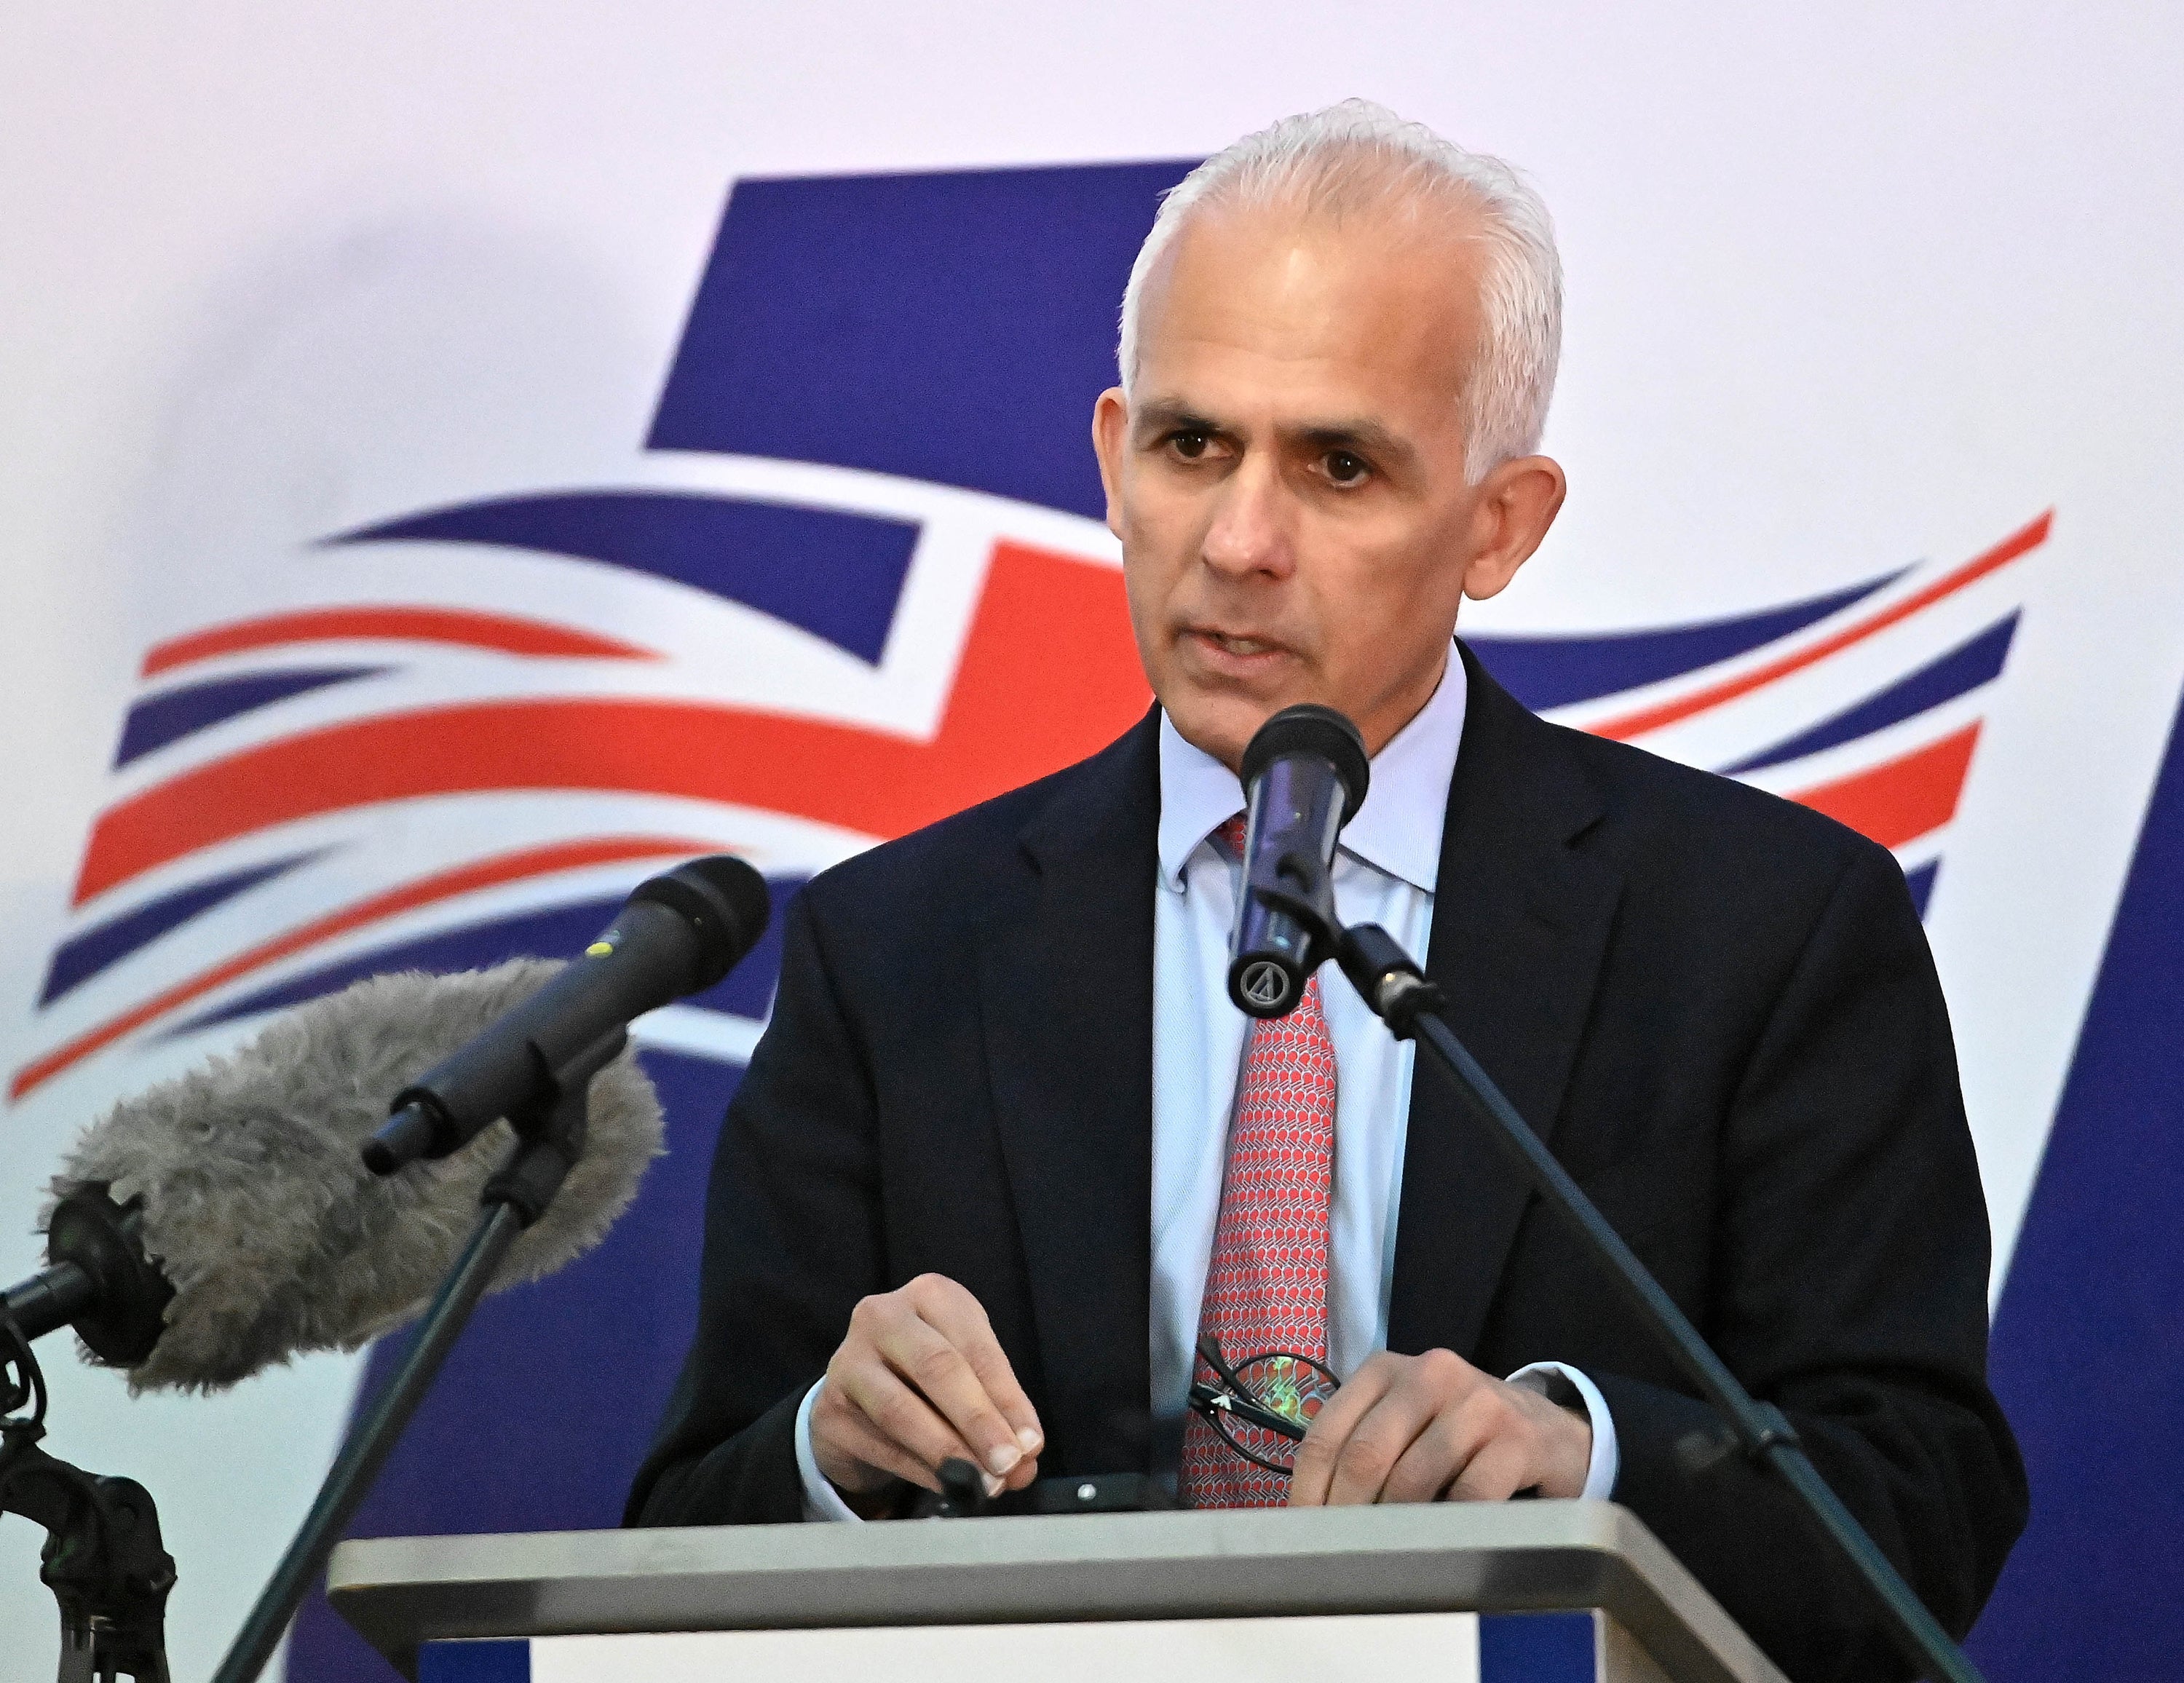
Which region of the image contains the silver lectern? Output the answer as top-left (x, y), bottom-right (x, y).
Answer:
top-left (328, 1500), bottom-right (1787, 1683)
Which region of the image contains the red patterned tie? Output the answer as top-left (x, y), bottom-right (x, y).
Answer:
top-left (1178, 815), bottom-right (1337, 1508)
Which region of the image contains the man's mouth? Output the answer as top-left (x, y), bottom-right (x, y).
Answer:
top-left (1187, 628), bottom-right (1286, 659)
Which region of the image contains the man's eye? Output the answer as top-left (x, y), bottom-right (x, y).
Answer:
top-left (1171, 431), bottom-right (1212, 460)
top-left (1324, 451), bottom-right (1369, 484)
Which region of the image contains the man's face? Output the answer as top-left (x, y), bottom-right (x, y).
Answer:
top-left (1093, 197), bottom-right (1563, 771)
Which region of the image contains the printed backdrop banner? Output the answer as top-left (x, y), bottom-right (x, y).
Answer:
top-left (2, 8), bottom-right (2181, 1681)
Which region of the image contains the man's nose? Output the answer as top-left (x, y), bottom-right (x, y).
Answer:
top-left (1200, 455), bottom-right (1294, 579)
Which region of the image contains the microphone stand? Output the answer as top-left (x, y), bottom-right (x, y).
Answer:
top-left (1311, 911), bottom-right (1983, 1683)
top-left (210, 1028), bottom-right (625, 1683)
top-left (1, 1320), bottom-right (175, 1682)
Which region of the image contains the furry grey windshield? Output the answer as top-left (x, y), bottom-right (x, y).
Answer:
top-left (48, 959), bottom-right (664, 1393)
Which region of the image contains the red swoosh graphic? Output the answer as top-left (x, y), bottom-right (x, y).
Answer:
top-left (1786, 724), bottom-right (1980, 852)
top-left (142, 606), bottom-right (655, 677)
top-left (14, 835), bottom-right (716, 1100)
top-left (79, 542), bottom-right (1150, 908)
top-left (1589, 513), bottom-right (2050, 742)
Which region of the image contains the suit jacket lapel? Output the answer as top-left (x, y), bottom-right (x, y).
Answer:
top-left (976, 710), bottom-right (1161, 1474)
top-left (1388, 644), bottom-right (1623, 1361)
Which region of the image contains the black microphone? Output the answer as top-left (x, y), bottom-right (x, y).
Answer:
top-left (1227, 705), bottom-right (1370, 1018)
top-left (364, 855), bottom-right (769, 1173)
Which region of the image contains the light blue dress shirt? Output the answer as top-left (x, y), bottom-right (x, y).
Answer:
top-left (796, 649), bottom-right (1616, 1518)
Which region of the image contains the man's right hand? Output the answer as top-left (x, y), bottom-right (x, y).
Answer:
top-left (810, 1272), bottom-right (1045, 1510)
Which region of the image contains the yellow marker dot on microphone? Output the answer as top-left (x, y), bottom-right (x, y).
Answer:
top-left (586, 941), bottom-right (614, 957)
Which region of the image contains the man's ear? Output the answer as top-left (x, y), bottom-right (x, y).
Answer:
top-left (1091, 387), bottom-right (1129, 541)
top-left (1462, 454), bottom-right (1567, 603)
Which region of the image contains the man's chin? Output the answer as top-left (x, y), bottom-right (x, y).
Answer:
top-left (1159, 691), bottom-right (1285, 775)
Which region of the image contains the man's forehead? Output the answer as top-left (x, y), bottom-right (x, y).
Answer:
top-left (1132, 197), bottom-right (1485, 402)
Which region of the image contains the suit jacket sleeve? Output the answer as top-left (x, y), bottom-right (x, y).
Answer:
top-left (1589, 839), bottom-right (2026, 1681)
top-left (623, 886), bottom-right (884, 1526)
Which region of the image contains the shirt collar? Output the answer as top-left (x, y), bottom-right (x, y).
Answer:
top-left (1155, 646), bottom-right (1468, 894)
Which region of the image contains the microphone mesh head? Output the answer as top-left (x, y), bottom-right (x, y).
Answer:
top-left (676, 855), bottom-right (771, 949)
top-left (46, 959), bottom-right (665, 1393)
top-left (1241, 705), bottom-right (1371, 822)
top-left (631, 855), bottom-right (772, 992)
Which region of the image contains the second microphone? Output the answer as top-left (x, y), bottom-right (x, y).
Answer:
top-left (1227, 705), bottom-right (1370, 1019)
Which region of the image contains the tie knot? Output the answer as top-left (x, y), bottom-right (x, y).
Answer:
top-left (1213, 812), bottom-right (1249, 860)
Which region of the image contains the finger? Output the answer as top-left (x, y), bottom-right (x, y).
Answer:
top-left (915, 1282), bottom-right (1045, 1460)
top-left (996, 1448), bottom-right (1042, 1492)
top-left (1447, 1435), bottom-right (1535, 1503)
top-left (813, 1391), bottom-right (950, 1494)
top-left (1324, 1383), bottom-right (1444, 1505)
top-left (833, 1353), bottom-right (994, 1487)
top-left (827, 1401), bottom-right (1036, 1500)
top-left (875, 1310), bottom-right (1029, 1479)
top-left (1291, 1358), bottom-right (1398, 1506)
top-left (1382, 1410), bottom-right (1490, 1505)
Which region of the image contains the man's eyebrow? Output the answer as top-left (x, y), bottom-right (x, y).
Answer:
top-left (1127, 402), bottom-right (1417, 464)
top-left (1292, 418), bottom-right (1413, 462)
top-left (1129, 400), bottom-right (1221, 437)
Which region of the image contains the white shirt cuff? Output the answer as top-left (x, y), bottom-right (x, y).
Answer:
top-left (794, 1378), bottom-right (866, 1523)
top-left (1505, 1361), bottom-right (1619, 1500)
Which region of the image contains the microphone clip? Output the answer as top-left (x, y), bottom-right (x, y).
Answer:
top-left (1243, 847), bottom-right (1341, 959)
top-left (479, 1028), bottom-right (625, 1227)
top-left (1334, 923), bottom-right (1447, 1035)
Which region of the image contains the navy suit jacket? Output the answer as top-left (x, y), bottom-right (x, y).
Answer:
top-left (627, 643), bottom-right (2025, 1682)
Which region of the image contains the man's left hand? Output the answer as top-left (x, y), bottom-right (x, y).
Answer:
top-left (1287, 1348), bottom-right (1590, 1505)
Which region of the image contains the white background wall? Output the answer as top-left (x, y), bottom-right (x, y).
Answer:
top-left (4, 5), bottom-right (2181, 1675)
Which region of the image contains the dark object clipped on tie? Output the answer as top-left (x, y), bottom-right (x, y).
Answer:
top-left (1187, 1334), bottom-right (1336, 1474)
top-left (1184, 1333), bottom-right (1544, 1500)
top-left (1227, 705), bottom-right (1369, 1018)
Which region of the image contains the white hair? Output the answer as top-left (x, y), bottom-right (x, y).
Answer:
top-left (1117, 100), bottom-right (1562, 482)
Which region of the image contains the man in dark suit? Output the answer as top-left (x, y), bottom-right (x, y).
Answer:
top-left (628, 103), bottom-right (2025, 1681)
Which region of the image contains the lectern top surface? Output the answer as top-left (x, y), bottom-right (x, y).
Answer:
top-left (329, 1500), bottom-right (1786, 1683)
